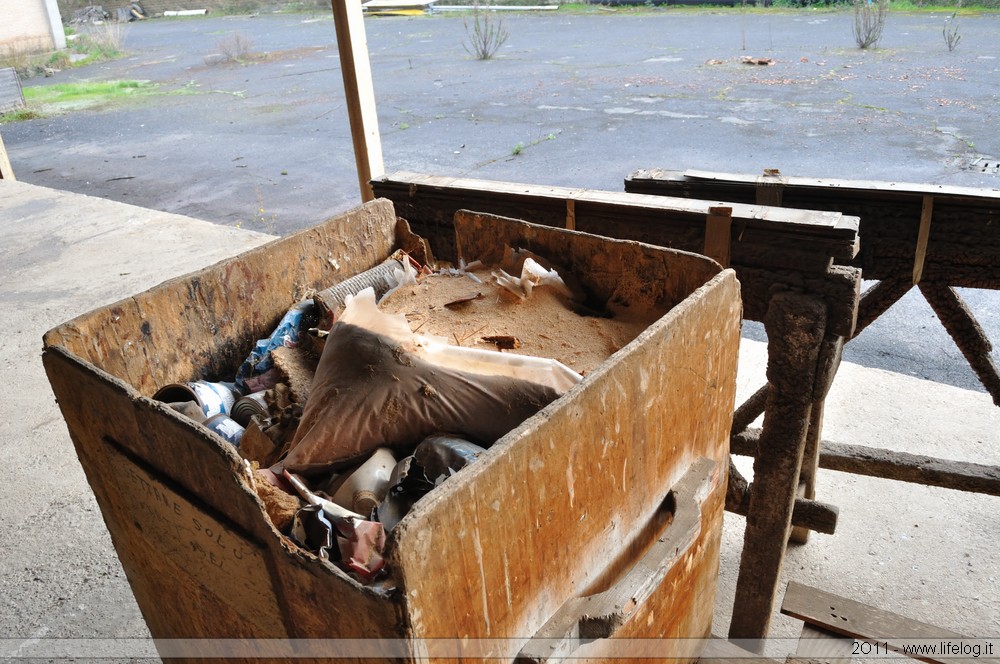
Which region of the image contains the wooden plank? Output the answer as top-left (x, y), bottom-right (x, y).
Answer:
top-left (331, 0), bottom-right (385, 202)
top-left (730, 428), bottom-right (1000, 496)
top-left (375, 173), bottom-right (861, 261)
top-left (705, 206), bottom-right (733, 267)
top-left (781, 581), bottom-right (977, 664)
top-left (0, 129), bottom-right (14, 181)
top-left (912, 195), bottom-right (934, 284)
top-left (823, 438), bottom-right (1000, 495)
top-left (701, 635), bottom-right (784, 664)
top-left (791, 624), bottom-right (856, 664)
top-left (680, 168), bottom-right (1000, 201)
top-left (383, 172), bottom-right (857, 238)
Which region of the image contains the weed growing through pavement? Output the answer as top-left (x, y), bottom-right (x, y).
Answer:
top-left (463, 0), bottom-right (510, 61)
top-left (510, 133), bottom-right (556, 157)
top-left (249, 187), bottom-right (278, 234)
top-left (943, 7), bottom-right (962, 51)
top-left (216, 31), bottom-right (256, 64)
top-left (853, 0), bottom-right (888, 49)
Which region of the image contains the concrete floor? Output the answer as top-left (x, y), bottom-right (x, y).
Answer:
top-left (1, 178), bottom-right (997, 660)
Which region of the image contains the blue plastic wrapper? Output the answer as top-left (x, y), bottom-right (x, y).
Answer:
top-left (234, 300), bottom-right (312, 393)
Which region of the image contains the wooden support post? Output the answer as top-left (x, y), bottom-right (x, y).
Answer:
top-left (565, 197), bottom-right (576, 230)
top-left (755, 168), bottom-right (784, 206)
top-left (729, 291), bottom-right (827, 648)
top-left (912, 195), bottom-right (934, 284)
top-left (731, 383), bottom-right (768, 435)
top-left (731, 429), bottom-right (1000, 497)
top-left (919, 281), bottom-right (1000, 406)
top-left (705, 206), bottom-right (733, 267)
top-left (725, 482), bottom-right (840, 535)
top-left (0, 130), bottom-right (15, 181)
top-left (853, 278), bottom-right (912, 339)
top-left (331, 0), bottom-right (384, 203)
top-left (820, 441), bottom-right (1000, 496)
top-left (790, 333), bottom-right (844, 544)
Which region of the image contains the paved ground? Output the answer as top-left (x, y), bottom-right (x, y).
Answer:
top-left (6, 9), bottom-right (1000, 228)
top-left (4, 8), bottom-right (999, 393)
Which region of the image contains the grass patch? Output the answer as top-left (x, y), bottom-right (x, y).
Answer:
top-left (22, 79), bottom-right (160, 115)
top-left (0, 108), bottom-right (45, 123)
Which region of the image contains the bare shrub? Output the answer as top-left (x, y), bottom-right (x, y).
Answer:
top-left (463, 0), bottom-right (510, 61)
top-left (943, 9), bottom-right (962, 51)
top-left (217, 31), bottom-right (255, 63)
top-left (853, 0), bottom-right (888, 49)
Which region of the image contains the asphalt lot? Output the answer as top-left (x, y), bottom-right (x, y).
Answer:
top-left (3, 7), bottom-right (999, 390)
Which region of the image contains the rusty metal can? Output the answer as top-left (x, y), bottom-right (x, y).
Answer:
top-left (231, 391), bottom-right (269, 427)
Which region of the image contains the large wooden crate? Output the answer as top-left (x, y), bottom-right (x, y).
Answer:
top-left (43, 199), bottom-right (741, 663)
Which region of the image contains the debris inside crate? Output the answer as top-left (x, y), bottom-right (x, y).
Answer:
top-left (155, 245), bottom-right (664, 583)
top-left (283, 286), bottom-right (579, 473)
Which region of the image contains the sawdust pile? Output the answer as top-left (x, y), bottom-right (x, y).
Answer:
top-left (379, 266), bottom-right (663, 376)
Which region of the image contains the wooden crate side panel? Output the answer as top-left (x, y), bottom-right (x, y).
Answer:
top-left (571, 485), bottom-right (725, 663)
top-left (93, 443), bottom-right (288, 645)
top-left (44, 348), bottom-right (403, 654)
top-left (42, 200), bottom-right (398, 395)
top-left (265, 552), bottom-right (405, 642)
top-left (390, 271), bottom-right (741, 656)
top-left (454, 210), bottom-right (721, 314)
top-left (43, 349), bottom-right (287, 644)
top-left (44, 347), bottom-right (276, 541)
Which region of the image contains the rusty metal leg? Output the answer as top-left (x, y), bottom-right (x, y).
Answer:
top-left (790, 334), bottom-right (844, 544)
top-left (729, 292), bottom-right (827, 649)
top-left (919, 281), bottom-right (1000, 407)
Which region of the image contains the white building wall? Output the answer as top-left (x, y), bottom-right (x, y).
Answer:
top-left (1, 0), bottom-right (65, 54)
